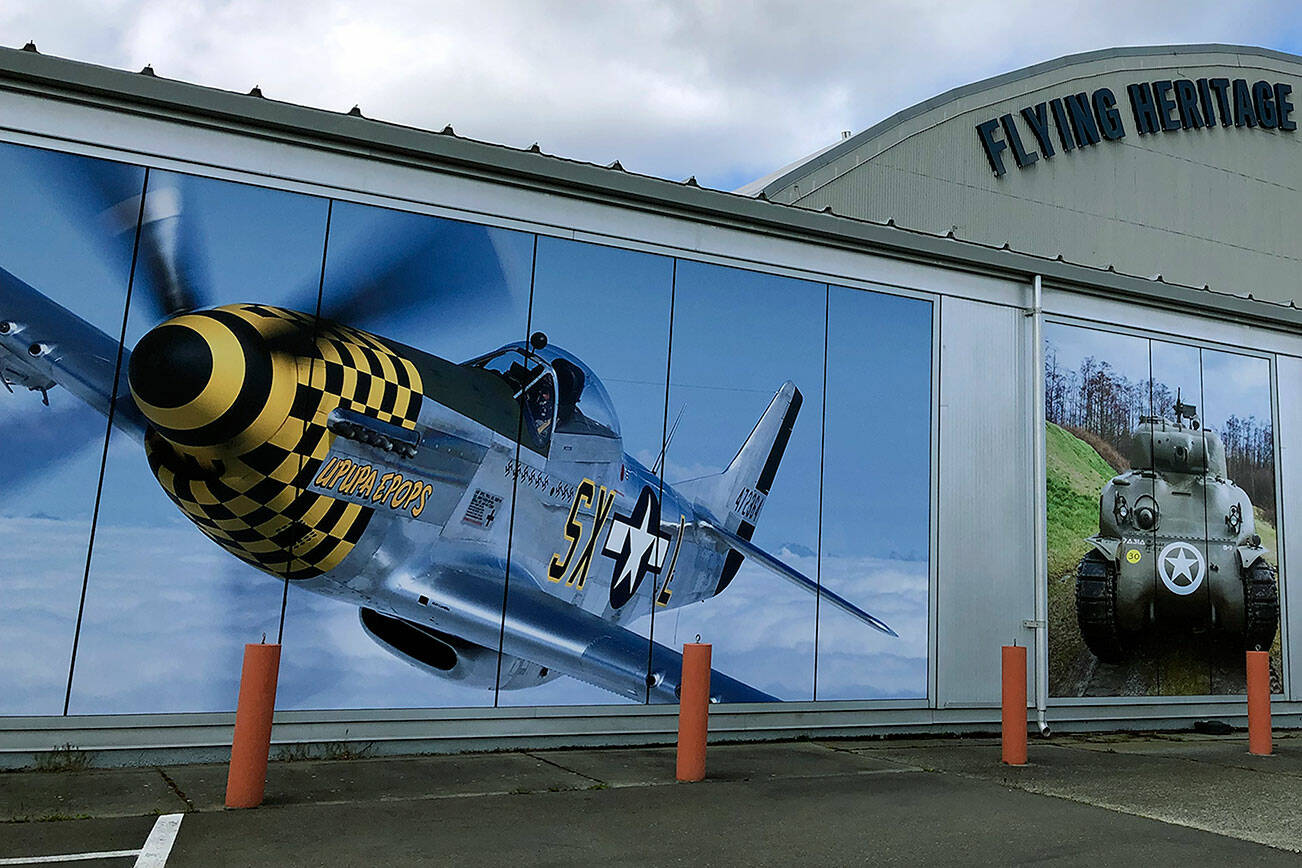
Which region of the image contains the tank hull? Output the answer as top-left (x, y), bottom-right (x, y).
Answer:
top-left (1094, 532), bottom-right (1261, 636)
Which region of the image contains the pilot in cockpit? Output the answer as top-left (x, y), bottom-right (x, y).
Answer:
top-left (525, 375), bottom-right (555, 439)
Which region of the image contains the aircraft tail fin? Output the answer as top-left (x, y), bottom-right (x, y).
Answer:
top-left (681, 381), bottom-right (801, 593)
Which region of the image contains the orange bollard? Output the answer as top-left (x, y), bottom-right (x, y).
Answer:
top-left (1001, 645), bottom-right (1027, 766)
top-left (225, 643), bottom-right (282, 808)
top-left (1246, 650), bottom-right (1272, 756)
top-left (676, 643), bottom-right (711, 782)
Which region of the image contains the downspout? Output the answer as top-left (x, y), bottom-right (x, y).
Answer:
top-left (1029, 274), bottom-right (1051, 736)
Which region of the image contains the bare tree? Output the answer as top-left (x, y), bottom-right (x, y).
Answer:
top-left (1044, 338), bottom-right (1276, 522)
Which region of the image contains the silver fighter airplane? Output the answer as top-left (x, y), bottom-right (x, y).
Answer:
top-left (0, 173), bottom-right (894, 704)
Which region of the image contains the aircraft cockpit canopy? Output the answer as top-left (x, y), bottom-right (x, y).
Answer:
top-left (466, 344), bottom-right (620, 451)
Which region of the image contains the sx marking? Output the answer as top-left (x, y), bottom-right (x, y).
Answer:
top-left (548, 477), bottom-right (616, 590)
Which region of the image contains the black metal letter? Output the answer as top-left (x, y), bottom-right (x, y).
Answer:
top-left (1209, 78), bottom-right (1233, 127)
top-left (1001, 114), bottom-right (1037, 168)
top-left (1253, 81), bottom-right (1278, 129)
top-left (1065, 93), bottom-right (1101, 146)
top-left (1173, 80), bottom-right (1203, 129)
top-left (1127, 82), bottom-right (1160, 134)
top-left (1049, 98), bottom-right (1076, 151)
top-left (1197, 78), bottom-right (1217, 126)
top-left (1276, 83), bottom-right (1296, 132)
top-left (1020, 103), bottom-right (1055, 157)
top-left (976, 119), bottom-right (1008, 176)
top-left (1093, 88), bottom-right (1125, 140)
top-left (1152, 80), bottom-right (1180, 131)
top-left (1233, 79), bottom-right (1258, 127)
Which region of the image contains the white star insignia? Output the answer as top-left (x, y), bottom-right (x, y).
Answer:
top-left (1158, 541), bottom-right (1206, 596)
top-left (603, 486), bottom-right (671, 608)
top-left (1166, 548), bottom-right (1198, 582)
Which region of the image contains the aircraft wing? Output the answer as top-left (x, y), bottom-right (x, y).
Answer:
top-left (420, 553), bottom-right (777, 703)
top-left (697, 519), bottom-right (898, 637)
top-left (0, 267), bottom-right (144, 439)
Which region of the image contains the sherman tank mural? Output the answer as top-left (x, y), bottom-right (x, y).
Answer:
top-left (1045, 324), bottom-right (1283, 697)
top-left (1075, 394), bottom-right (1278, 662)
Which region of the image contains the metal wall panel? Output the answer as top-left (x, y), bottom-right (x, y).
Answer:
top-left (935, 294), bottom-right (1037, 708)
top-left (1277, 355), bottom-right (1301, 699)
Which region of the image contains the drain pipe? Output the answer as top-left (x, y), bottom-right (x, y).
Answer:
top-left (1028, 274), bottom-right (1051, 737)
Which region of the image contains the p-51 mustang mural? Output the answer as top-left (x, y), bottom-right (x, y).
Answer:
top-left (0, 171), bottom-right (893, 704)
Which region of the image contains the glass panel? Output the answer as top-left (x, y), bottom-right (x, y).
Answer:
top-left (0, 143), bottom-right (141, 715)
top-left (1045, 325), bottom-right (1283, 699)
top-left (278, 202), bottom-right (534, 711)
top-left (1148, 339), bottom-right (1211, 696)
top-left (817, 286), bottom-right (931, 700)
top-left (68, 171), bottom-right (330, 714)
top-left (651, 260), bottom-right (824, 702)
top-left (1045, 323), bottom-right (1158, 696)
top-left (1200, 349), bottom-right (1280, 694)
top-left (496, 235), bottom-right (672, 706)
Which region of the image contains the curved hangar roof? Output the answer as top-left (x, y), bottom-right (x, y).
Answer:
top-left (746, 45), bottom-right (1302, 305)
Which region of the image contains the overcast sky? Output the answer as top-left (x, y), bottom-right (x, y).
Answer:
top-left (3, 2), bottom-right (1301, 190)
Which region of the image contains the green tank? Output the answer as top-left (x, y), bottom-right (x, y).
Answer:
top-left (1075, 395), bottom-right (1278, 662)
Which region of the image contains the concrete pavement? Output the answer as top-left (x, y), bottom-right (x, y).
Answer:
top-left (2, 732), bottom-right (1300, 865)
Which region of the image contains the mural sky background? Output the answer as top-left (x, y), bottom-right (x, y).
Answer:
top-left (0, 139), bottom-right (931, 715)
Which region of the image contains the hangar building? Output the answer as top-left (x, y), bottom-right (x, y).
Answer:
top-left (0, 43), bottom-right (1298, 765)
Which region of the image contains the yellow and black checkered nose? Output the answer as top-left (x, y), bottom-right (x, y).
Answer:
top-left (135, 303), bottom-right (426, 581)
top-left (129, 309), bottom-right (296, 460)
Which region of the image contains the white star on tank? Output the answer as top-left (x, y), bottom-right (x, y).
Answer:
top-left (1158, 541), bottom-right (1206, 596)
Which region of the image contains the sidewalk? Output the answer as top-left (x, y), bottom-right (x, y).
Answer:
top-left (2, 732), bottom-right (1300, 865)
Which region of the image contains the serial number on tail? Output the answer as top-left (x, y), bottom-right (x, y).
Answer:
top-left (732, 486), bottom-right (765, 523)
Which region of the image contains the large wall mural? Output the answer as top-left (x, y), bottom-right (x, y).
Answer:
top-left (0, 140), bottom-right (933, 715)
top-left (1044, 322), bottom-right (1283, 697)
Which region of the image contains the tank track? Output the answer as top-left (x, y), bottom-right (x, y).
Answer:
top-left (1242, 559), bottom-right (1279, 652)
top-left (1075, 550), bottom-right (1128, 663)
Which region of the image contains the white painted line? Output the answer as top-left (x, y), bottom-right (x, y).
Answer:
top-left (0, 850), bottom-right (139, 864)
top-left (0, 810), bottom-right (184, 866)
top-left (133, 813), bottom-right (184, 868)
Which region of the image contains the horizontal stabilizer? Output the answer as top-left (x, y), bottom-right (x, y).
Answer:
top-left (698, 520), bottom-right (897, 637)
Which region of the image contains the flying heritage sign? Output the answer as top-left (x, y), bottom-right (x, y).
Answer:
top-left (976, 78), bottom-right (1296, 176)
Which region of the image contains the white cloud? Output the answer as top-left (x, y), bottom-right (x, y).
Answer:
top-left (0, 512), bottom-right (928, 712)
top-left (650, 547), bottom-right (928, 700)
top-left (0, 516), bottom-right (94, 714)
top-left (4, 1), bottom-right (1296, 189)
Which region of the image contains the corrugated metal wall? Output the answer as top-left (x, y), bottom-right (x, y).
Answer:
top-left (766, 48), bottom-right (1302, 307)
top-left (935, 295), bottom-right (1036, 707)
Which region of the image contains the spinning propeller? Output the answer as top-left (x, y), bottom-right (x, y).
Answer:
top-left (78, 170), bottom-right (518, 458)
top-left (5, 148), bottom-right (526, 488)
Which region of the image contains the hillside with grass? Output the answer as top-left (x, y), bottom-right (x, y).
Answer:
top-left (1045, 422), bottom-right (1117, 693)
top-left (1046, 422), bottom-right (1116, 581)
